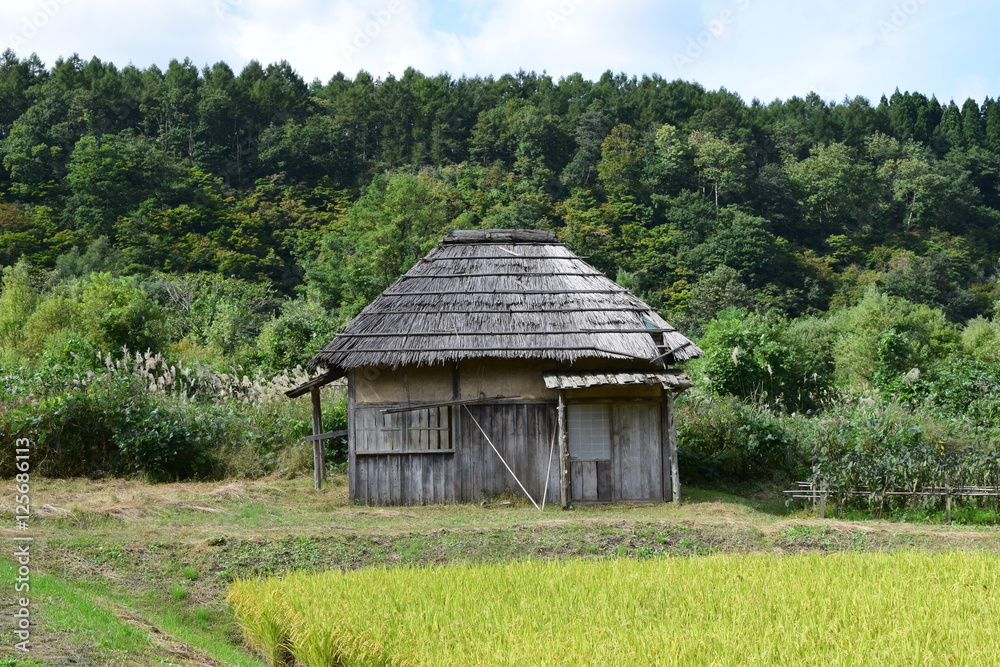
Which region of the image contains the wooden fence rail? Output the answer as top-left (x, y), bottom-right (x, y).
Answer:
top-left (783, 481), bottom-right (1000, 523)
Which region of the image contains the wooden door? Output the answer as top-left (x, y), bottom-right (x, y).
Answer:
top-left (567, 404), bottom-right (612, 502)
top-left (612, 403), bottom-right (662, 501)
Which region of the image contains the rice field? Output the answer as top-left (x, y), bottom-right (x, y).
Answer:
top-left (228, 552), bottom-right (1000, 666)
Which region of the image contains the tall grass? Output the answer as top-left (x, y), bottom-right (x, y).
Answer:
top-left (0, 347), bottom-right (346, 479)
top-left (230, 552), bottom-right (1000, 666)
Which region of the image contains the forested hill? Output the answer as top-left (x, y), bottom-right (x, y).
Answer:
top-left (2, 51), bottom-right (1000, 370)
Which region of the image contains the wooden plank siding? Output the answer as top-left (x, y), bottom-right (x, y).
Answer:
top-left (350, 401), bottom-right (558, 505)
top-left (571, 461), bottom-right (599, 501)
top-left (462, 403), bottom-right (559, 503)
top-left (566, 402), bottom-right (663, 503)
top-left (349, 397), bottom-right (669, 505)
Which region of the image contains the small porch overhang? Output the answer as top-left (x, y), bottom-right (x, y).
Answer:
top-left (284, 368), bottom-right (345, 398)
top-left (542, 370), bottom-right (693, 391)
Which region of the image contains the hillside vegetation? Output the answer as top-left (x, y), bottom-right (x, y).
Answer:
top-left (1, 52), bottom-right (1000, 502)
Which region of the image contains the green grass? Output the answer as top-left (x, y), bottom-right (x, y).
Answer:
top-left (230, 551), bottom-right (1000, 666)
top-left (0, 559), bottom-right (151, 663)
top-left (8, 476), bottom-right (1000, 665)
top-left (0, 658), bottom-right (49, 666)
top-left (150, 608), bottom-right (266, 667)
top-left (0, 556), bottom-right (265, 667)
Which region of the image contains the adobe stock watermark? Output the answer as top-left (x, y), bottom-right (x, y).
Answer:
top-left (546, 0), bottom-right (589, 31)
top-left (11, 437), bottom-right (33, 654)
top-left (3, 0), bottom-right (73, 51)
top-left (341, 0), bottom-right (410, 59)
top-left (877, 0), bottom-right (930, 40)
top-left (214, 0), bottom-right (245, 20)
top-left (672, 0), bottom-right (751, 74)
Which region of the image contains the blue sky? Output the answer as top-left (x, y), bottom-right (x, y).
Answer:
top-left (1, 0), bottom-right (995, 104)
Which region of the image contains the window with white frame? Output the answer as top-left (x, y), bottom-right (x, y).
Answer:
top-left (567, 404), bottom-right (611, 460)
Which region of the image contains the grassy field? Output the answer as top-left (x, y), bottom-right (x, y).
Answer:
top-left (1, 474), bottom-right (999, 665)
top-left (230, 552), bottom-right (1000, 666)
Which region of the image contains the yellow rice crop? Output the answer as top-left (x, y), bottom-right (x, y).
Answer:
top-left (228, 552), bottom-right (1000, 666)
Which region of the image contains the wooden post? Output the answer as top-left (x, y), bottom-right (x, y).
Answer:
top-left (310, 387), bottom-right (325, 490)
top-left (452, 362), bottom-right (462, 502)
top-left (946, 482), bottom-right (952, 524)
top-left (347, 371), bottom-right (356, 500)
top-left (665, 391), bottom-right (681, 503)
top-left (819, 478), bottom-right (827, 519)
top-left (557, 390), bottom-right (570, 510)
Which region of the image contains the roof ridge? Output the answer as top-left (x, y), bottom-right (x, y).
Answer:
top-left (442, 229), bottom-right (559, 244)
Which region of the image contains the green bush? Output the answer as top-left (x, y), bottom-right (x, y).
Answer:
top-left (3, 390), bottom-right (122, 477)
top-left (692, 307), bottom-right (830, 411)
top-left (905, 357), bottom-right (1000, 428)
top-left (801, 400), bottom-right (1000, 511)
top-left (677, 393), bottom-right (802, 483)
top-left (828, 289), bottom-right (959, 387)
top-left (0, 350), bottom-right (342, 481)
top-left (116, 402), bottom-right (214, 482)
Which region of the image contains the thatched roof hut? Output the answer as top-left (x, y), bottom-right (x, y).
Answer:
top-left (290, 229), bottom-right (702, 507)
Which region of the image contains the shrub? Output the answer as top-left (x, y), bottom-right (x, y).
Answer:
top-left (0, 348), bottom-right (338, 480)
top-left (828, 289), bottom-right (959, 387)
top-left (961, 316), bottom-right (1000, 363)
top-left (911, 357), bottom-right (1000, 428)
top-left (801, 400), bottom-right (1000, 512)
top-left (677, 393), bottom-right (802, 484)
top-left (2, 389), bottom-right (122, 477)
top-left (692, 307), bottom-right (830, 412)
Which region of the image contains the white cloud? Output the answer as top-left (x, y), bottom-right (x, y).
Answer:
top-left (2, 0), bottom-right (236, 69)
top-left (0, 0), bottom-right (993, 104)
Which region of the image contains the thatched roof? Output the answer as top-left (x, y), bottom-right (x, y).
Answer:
top-left (308, 229), bottom-right (702, 377)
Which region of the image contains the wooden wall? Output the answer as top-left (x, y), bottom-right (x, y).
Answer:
top-left (460, 402), bottom-right (560, 504)
top-left (350, 401), bottom-right (560, 506)
top-left (346, 365), bottom-right (679, 506)
top-left (352, 450), bottom-right (457, 505)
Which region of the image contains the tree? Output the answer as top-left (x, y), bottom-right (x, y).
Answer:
top-left (0, 260), bottom-right (38, 361)
top-left (77, 273), bottom-right (165, 353)
top-left (159, 272), bottom-right (277, 359)
top-left (960, 98), bottom-right (985, 148)
top-left (784, 142), bottom-right (874, 236)
top-left (828, 289), bottom-right (959, 386)
top-left (258, 115), bottom-right (354, 186)
top-left (871, 136), bottom-right (948, 230)
top-left (645, 123), bottom-right (693, 195)
top-left (320, 171), bottom-right (463, 317)
top-left (0, 50), bottom-right (46, 141)
top-left (0, 203), bottom-right (61, 266)
top-left (693, 307), bottom-right (827, 410)
top-left (163, 58), bottom-right (201, 161)
top-left (64, 131), bottom-right (178, 240)
top-left (688, 130), bottom-right (745, 207)
top-left (557, 190), bottom-right (614, 273)
top-left (687, 208), bottom-right (786, 288)
top-left (682, 265), bottom-right (755, 334)
top-left (194, 61), bottom-right (248, 183)
top-left (561, 108), bottom-right (612, 188)
top-left (597, 123), bottom-right (645, 202)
